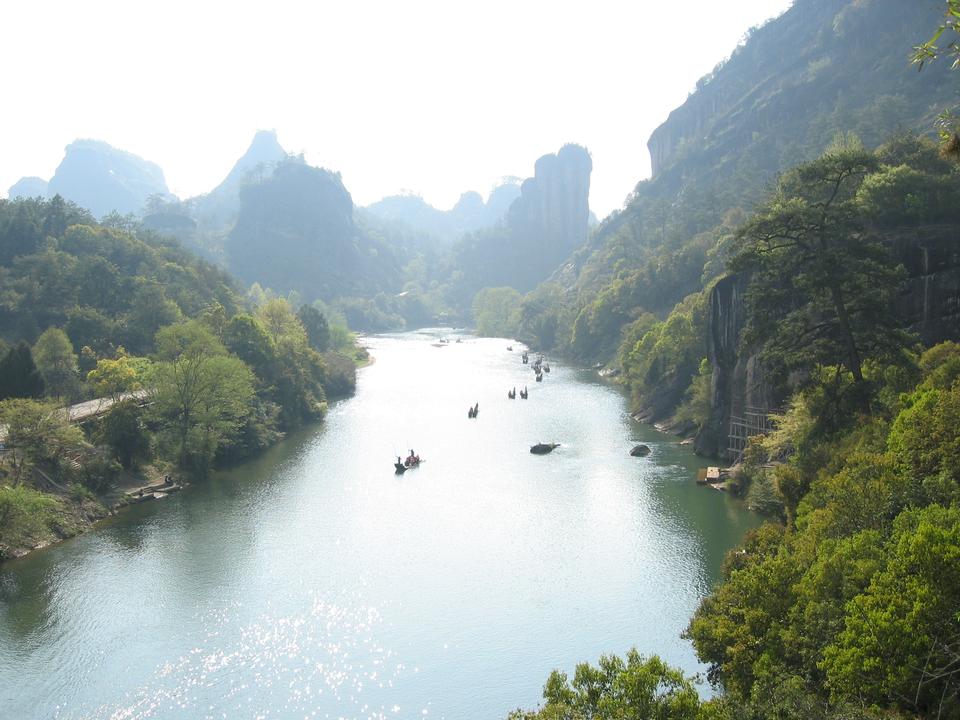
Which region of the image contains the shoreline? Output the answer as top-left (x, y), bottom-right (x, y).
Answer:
top-left (1, 347), bottom-right (373, 566)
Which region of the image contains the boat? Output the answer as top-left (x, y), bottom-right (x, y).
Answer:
top-left (520, 387), bottom-right (528, 399)
top-left (507, 345), bottom-right (513, 351)
top-left (508, 388), bottom-right (516, 399)
top-left (530, 442), bottom-right (560, 455)
top-left (394, 461), bottom-right (407, 474)
top-left (535, 372), bottom-right (543, 382)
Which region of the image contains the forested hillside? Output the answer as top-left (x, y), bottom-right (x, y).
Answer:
top-left (0, 196), bottom-right (360, 559)
top-left (510, 3), bottom-right (960, 718)
top-left (514, 0), bottom-right (959, 434)
top-left (225, 158), bottom-right (404, 304)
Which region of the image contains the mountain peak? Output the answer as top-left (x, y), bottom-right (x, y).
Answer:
top-left (215, 130), bottom-right (288, 193)
top-left (46, 139), bottom-right (170, 218)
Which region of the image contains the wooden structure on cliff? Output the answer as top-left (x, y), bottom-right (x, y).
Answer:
top-left (727, 407), bottom-right (774, 462)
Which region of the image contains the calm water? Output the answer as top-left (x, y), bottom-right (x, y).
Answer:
top-left (0, 331), bottom-right (758, 720)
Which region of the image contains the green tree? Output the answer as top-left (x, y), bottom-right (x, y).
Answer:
top-left (0, 485), bottom-right (61, 560)
top-left (298, 304), bottom-right (331, 352)
top-left (124, 282), bottom-right (183, 353)
top-left (472, 287), bottom-right (522, 337)
top-left (0, 398), bottom-right (86, 483)
top-left (224, 314), bottom-right (278, 379)
top-left (152, 323), bottom-right (254, 473)
top-left (822, 505), bottom-right (960, 717)
top-left (0, 342), bottom-right (45, 400)
top-left (913, 0), bottom-right (960, 69)
top-left (257, 298), bottom-right (305, 345)
top-left (730, 148), bottom-right (909, 385)
top-left (86, 352), bottom-right (149, 400)
top-left (508, 650), bottom-right (701, 720)
top-left (98, 400), bottom-right (150, 469)
top-left (32, 327), bottom-right (79, 400)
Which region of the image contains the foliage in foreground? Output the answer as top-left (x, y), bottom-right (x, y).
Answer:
top-left (685, 343), bottom-right (960, 719)
top-left (508, 650), bottom-right (701, 720)
top-left (0, 485), bottom-right (62, 556)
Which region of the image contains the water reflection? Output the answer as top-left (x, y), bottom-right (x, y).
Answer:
top-left (0, 331), bottom-right (759, 719)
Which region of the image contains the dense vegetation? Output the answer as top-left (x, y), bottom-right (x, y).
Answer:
top-left (509, 182), bottom-right (960, 719)
top-left (510, 3), bottom-right (960, 718)
top-left (0, 196), bottom-right (360, 559)
top-left (512, 0), bottom-right (959, 435)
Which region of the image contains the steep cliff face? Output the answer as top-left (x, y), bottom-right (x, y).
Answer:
top-left (192, 130), bottom-right (289, 231)
top-left (695, 275), bottom-right (778, 458)
top-left (225, 159), bottom-right (401, 302)
top-left (507, 143), bottom-right (592, 257)
top-left (697, 227), bottom-right (960, 459)
top-left (647, 0), bottom-right (950, 179)
top-left (444, 144), bottom-right (594, 308)
top-left (893, 226), bottom-right (960, 343)
top-left (47, 139), bottom-right (171, 218)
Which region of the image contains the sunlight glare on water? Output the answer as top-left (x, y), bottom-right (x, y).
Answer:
top-left (0, 330), bottom-right (759, 719)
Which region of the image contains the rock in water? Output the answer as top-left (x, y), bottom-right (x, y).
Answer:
top-left (630, 444), bottom-right (651, 457)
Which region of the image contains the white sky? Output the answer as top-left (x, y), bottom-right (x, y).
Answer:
top-left (0, 0), bottom-right (793, 218)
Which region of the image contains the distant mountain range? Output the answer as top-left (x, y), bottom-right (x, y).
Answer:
top-left (6, 130), bottom-right (595, 326)
top-left (8, 139), bottom-right (172, 218)
top-left (363, 182), bottom-right (522, 245)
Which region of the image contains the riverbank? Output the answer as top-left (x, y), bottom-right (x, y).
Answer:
top-left (1, 332), bottom-right (761, 720)
top-left (0, 340), bottom-right (371, 565)
top-left (0, 463), bottom-right (176, 562)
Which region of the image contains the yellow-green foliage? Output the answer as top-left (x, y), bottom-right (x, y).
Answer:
top-left (472, 287), bottom-right (522, 338)
top-left (618, 291), bottom-right (707, 414)
top-left (687, 343), bottom-right (960, 717)
top-left (0, 485), bottom-right (62, 558)
top-left (508, 649), bottom-right (701, 720)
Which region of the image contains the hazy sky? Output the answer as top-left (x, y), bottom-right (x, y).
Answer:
top-left (1, 0), bottom-right (793, 218)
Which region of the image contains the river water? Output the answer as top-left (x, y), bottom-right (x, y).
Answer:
top-left (0, 331), bottom-right (758, 720)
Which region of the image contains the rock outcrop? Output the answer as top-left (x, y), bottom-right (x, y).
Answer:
top-left (507, 144), bottom-right (592, 258)
top-left (225, 159), bottom-right (401, 302)
top-left (8, 176), bottom-right (48, 200)
top-left (192, 130), bottom-right (289, 230)
top-left (646, 0), bottom-right (950, 179)
top-left (696, 226), bottom-right (960, 459)
top-left (47, 139), bottom-right (171, 218)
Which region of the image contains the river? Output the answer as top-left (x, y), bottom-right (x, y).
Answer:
top-left (0, 330), bottom-right (759, 719)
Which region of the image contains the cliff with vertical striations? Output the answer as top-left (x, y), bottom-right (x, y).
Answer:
top-left (696, 226), bottom-right (960, 459)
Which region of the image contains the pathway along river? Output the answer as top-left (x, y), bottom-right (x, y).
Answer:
top-left (0, 331), bottom-right (759, 720)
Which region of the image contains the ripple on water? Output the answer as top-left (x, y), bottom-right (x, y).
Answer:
top-left (76, 593), bottom-right (410, 720)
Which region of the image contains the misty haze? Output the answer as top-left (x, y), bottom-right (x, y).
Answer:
top-left (2, 2), bottom-right (960, 719)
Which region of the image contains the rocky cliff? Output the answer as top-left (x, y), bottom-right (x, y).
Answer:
top-left (647, 0), bottom-right (951, 180)
top-left (225, 159), bottom-right (401, 302)
top-left (192, 130), bottom-right (289, 231)
top-left (444, 144), bottom-right (593, 306)
top-left (697, 226), bottom-right (960, 459)
top-left (46, 139), bottom-right (171, 218)
top-left (507, 143), bottom-right (592, 257)
top-left (7, 176), bottom-right (48, 200)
